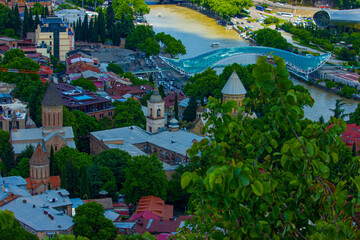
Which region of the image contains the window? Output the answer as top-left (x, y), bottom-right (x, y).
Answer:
top-left (55, 146), bottom-right (57, 151)
top-left (50, 41), bottom-right (52, 46)
top-left (49, 35), bottom-right (52, 38)
top-left (157, 109), bottom-right (161, 117)
top-left (150, 108), bottom-right (153, 117)
top-left (149, 127), bottom-right (152, 133)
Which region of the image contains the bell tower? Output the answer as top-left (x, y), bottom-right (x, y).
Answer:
top-left (41, 82), bottom-right (63, 131)
top-left (221, 70), bottom-right (247, 116)
top-left (146, 80), bottom-right (165, 133)
top-left (29, 143), bottom-right (50, 183)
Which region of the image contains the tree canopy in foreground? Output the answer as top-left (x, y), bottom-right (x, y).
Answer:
top-left (177, 56), bottom-right (360, 239)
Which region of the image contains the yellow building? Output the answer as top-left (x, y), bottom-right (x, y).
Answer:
top-left (35, 16), bottom-right (74, 61)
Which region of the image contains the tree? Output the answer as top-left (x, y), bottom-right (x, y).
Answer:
top-left (122, 155), bottom-right (168, 204)
top-left (50, 145), bottom-right (54, 176)
top-left (0, 210), bottom-right (39, 240)
top-left (183, 68), bottom-right (221, 101)
top-left (319, 115), bottom-right (325, 124)
top-left (70, 78), bottom-right (97, 92)
top-left (176, 56), bottom-right (360, 239)
top-left (79, 166), bottom-right (90, 199)
top-left (98, 9), bottom-right (106, 42)
top-left (0, 130), bottom-right (10, 157)
top-left (330, 99), bottom-right (347, 119)
top-left (138, 37), bottom-right (160, 58)
top-left (14, 158), bottom-right (30, 178)
top-left (93, 149), bottom-right (131, 190)
top-left (73, 202), bottom-right (116, 240)
top-left (43, 234), bottom-right (89, 240)
top-left (174, 93), bottom-right (179, 120)
top-left (349, 103), bottom-right (360, 124)
top-left (106, 63), bottom-right (123, 75)
top-left (54, 146), bottom-right (93, 196)
top-left (98, 116), bottom-right (113, 130)
top-left (113, 98), bottom-right (146, 129)
top-left (253, 28), bottom-right (290, 50)
top-left (125, 25), bottom-right (155, 51)
top-left (106, 4), bottom-right (115, 32)
top-left (182, 97), bottom-right (198, 122)
top-left (1, 143), bottom-right (15, 175)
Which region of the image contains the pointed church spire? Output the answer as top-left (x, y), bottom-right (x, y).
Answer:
top-left (41, 82), bottom-right (63, 106)
top-left (150, 77), bottom-right (162, 102)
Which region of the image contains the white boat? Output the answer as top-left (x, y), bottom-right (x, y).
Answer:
top-left (158, 13), bottom-right (162, 17)
top-left (211, 42), bottom-right (220, 47)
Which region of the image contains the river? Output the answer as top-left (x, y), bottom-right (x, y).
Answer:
top-left (146, 5), bottom-right (358, 121)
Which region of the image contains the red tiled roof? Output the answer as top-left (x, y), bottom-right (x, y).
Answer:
top-left (39, 65), bottom-right (53, 75)
top-left (134, 196), bottom-right (173, 220)
top-left (163, 93), bottom-right (185, 108)
top-left (68, 61), bottom-right (100, 74)
top-left (110, 84), bottom-right (153, 96)
top-left (327, 123), bottom-right (360, 151)
top-left (0, 44), bottom-right (10, 52)
top-left (130, 211), bottom-right (160, 221)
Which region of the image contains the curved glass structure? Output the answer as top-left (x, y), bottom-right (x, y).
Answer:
top-left (161, 46), bottom-right (331, 77)
top-left (313, 9), bottom-right (360, 29)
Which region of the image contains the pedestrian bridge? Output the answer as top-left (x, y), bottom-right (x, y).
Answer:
top-left (160, 46), bottom-right (331, 79)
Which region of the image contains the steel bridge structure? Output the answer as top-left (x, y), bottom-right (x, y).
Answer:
top-left (160, 46), bottom-right (332, 79)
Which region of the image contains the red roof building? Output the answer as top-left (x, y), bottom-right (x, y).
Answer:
top-left (162, 93), bottom-right (186, 120)
top-left (25, 144), bottom-right (61, 195)
top-left (134, 196), bottom-right (173, 220)
top-left (68, 61), bottom-right (100, 74)
top-left (328, 123), bottom-right (360, 151)
top-left (108, 83), bottom-right (153, 98)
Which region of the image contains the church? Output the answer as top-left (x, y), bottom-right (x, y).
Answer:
top-left (25, 143), bottom-right (61, 195)
top-left (11, 82), bottom-right (76, 157)
top-left (90, 71), bottom-right (247, 175)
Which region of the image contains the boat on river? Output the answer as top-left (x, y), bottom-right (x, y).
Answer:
top-left (211, 42), bottom-right (220, 47)
top-left (158, 13), bottom-right (162, 17)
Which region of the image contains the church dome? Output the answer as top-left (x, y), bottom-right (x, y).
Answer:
top-left (30, 143), bottom-right (49, 166)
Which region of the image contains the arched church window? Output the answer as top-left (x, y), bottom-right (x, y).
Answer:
top-left (157, 109), bottom-right (161, 117)
top-left (150, 108), bottom-right (153, 117)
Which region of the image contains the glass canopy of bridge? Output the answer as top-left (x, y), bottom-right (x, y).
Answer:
top-left (162, 47), bottom-right (331, 76)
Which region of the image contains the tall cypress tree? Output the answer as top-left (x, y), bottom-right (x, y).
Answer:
top-left (98, 10), bottom-right (106, 43)
top-left (174, 93), bottom-right (179, 120)
top-left (1, 143), bottom-right (15, 175)
top-left (23, 5), bottom-right (29, 38)
top-left (89, 18), bottom-right (94, 43)
top-left (79, 166), bottom-right (89, 199)
top-left (34, 10), bottom-right (40, 31)
top-left (14, 5), bottom-right (21, 36)
top-left (50, 145), bottom-right (55, 176)
top-left (28, 9), bottom-right (34, 32)
top-left (41, 6), bottom-right (45, 19)
top-left (106, 4), bottom-right (114, 37)
top-left (352, 143), bottom-right (357, 157)
top-left (82, 15), bottom-right (88, 42)
top-left (93, 16), bottom-right (98, 42)
top-left (45, 5), bottom-right (49, 16)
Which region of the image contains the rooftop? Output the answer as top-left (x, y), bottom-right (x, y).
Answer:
top-left (41, 82), bottom-right (64, 106)
top-left (0, 197), bottom-right (74, 232)
top-left (58, 83), bottom-right (112, 109)
top-left (221, 71), bottom-right (247, 95)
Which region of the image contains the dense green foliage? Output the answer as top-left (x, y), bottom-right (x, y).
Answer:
top-left (125, 26), bottom-right (186, 58)
top-left (112, 98), bottom-right (146, 129)
top-left (0, 5), bottom-right (21, 38)
top-left (122, 155), bottom-right (168, 204)
top-left (93, 149), bottom-right (131, 190)
top-left (70, 78), bottom-right (98, 92)
top-left (190, 0), bottom-right (252, 19)
top-left (106, 63), bottom-right (124, 75)
top-left (0, 210), bottom-right (39, 240)
top-left (63, 108), bottom-right (100, 153)
top-left (253, 28), bottom-right (290, 50)
top-left (176, 56), bottom-right (360, 239)
top-left (73, 10), bottom-right (134, 45)
top-left (182, 97), bottom-right (198, 122)
top-left (73, 202), bottom-right (117, 240)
